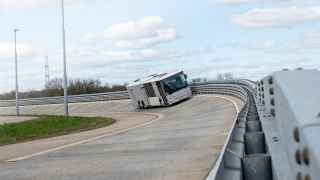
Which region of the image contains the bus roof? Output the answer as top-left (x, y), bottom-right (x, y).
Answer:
top-left (128, 70), bottom-right (183, 87)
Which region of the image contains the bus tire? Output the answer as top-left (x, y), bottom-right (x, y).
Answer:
top-left (138, 101), bottom-right (141, 109)
top-left (141, 101), bottom-right (145, 109)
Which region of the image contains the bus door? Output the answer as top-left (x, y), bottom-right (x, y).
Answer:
top-left (156, 81), bottom-right (168, 105)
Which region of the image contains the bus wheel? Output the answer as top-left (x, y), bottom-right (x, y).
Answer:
top-left (137, 101), bottom-right (141, 109)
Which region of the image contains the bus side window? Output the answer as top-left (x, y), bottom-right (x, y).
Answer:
top-left (144, 83), bottom-right (156, 97)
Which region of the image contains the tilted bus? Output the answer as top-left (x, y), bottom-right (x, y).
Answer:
top-left (127, 71), bottom-right (192, 108)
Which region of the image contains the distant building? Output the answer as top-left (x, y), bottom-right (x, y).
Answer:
top-left (192, 78), bottom-right (208, 83)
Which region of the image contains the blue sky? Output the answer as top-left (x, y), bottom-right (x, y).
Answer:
top-left (0, 0), bottom-right (320, 92)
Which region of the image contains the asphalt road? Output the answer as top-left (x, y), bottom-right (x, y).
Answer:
top-left (0, 95), bottom-right (238, 180)
top-left (0, 116), bottom-right (36, 125)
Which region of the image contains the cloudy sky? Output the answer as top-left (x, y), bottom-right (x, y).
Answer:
top-left (0, 0), bottom-right (319, 92)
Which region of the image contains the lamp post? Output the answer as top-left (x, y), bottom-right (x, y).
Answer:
top-left (14, 28), bottom-right (20, 116)
top-left (61, 0), bottom-right (69, 117)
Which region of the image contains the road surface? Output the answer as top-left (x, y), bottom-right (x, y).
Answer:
top-left (0, 116), bottom-right (36, 125)
top-left (0, 95), bottom-right (240, 180)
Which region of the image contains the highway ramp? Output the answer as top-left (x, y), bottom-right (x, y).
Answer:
top-left (0, 95), bottom-right (240, 180)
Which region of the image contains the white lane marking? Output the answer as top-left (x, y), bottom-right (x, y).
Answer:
top-left (7, 113), bottom-right (163, 162)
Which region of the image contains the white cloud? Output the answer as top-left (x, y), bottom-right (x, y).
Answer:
top-left (232, 6), bottom-right (320, 28)
top-left (68, 45), bottom-right (215, 66)
top-left (102, 49), bottom-right (163, 61)
top-left (0, 42), bottom-right (34, 59)
top-left (84, 16), bottom-right (178, 49)
top-left (67, 47), bottom-right (165, 65)
top-left (237, 32), bottom-right (320, 54)
top-left (0, 0), bottom-right (80, 9)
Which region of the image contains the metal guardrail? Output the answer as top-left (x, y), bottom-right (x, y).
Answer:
top-left (0, 91), bottom-right (129, 107)
top-left (0, 81), bottom-right (251, 107)
top-left (201, 70), bottom-right (320, 180)
top-left (192, 80), bottom-right (273, 180)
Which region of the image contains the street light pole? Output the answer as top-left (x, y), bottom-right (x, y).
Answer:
top-left (14, 29), bottom-right (20, 116)
top-left (61, 0), bottom-right (69, 117)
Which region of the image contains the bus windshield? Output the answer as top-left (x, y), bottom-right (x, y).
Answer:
top-left (162, 73), bottom-right (188, 95)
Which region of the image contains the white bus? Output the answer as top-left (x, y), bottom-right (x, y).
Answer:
top-left (127, 71), bottom-right (192, 109)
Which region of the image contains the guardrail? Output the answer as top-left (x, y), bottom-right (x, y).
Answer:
top-left (192, 80), bottom-right (273, 180)
top-left (0, 81), bottom-right (252, 107)
top-left (0, 91), bottom-right (129, 107)
top-left (200, 69), bottom-right (320, 180)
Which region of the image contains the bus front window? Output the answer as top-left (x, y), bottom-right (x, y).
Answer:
top-left (162, 73), bottom-right (188, 95)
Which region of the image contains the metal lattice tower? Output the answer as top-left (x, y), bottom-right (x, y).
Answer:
top-left (44, 56), bottom-right (50, 85)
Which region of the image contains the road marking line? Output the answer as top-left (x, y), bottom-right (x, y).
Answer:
top-left (7, 113), bottom-right (163, 162)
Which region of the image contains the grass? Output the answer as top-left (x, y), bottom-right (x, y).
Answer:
top-left (0, 115), bottom-right (116, 146)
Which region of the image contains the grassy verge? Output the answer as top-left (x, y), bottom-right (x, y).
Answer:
top-left (0, 115), bottom-right (115, 146)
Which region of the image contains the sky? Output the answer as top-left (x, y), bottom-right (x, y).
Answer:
top-left (0, 0), bottom-right (320, 93)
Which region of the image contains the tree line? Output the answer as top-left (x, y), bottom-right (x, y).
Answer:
top-left (0, 78), bottom-right (127, 100)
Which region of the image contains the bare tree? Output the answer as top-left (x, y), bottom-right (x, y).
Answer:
top-left (45, 78), bottom-right (63, 89)
top-left (0, 78), bottom-right (130, 100)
